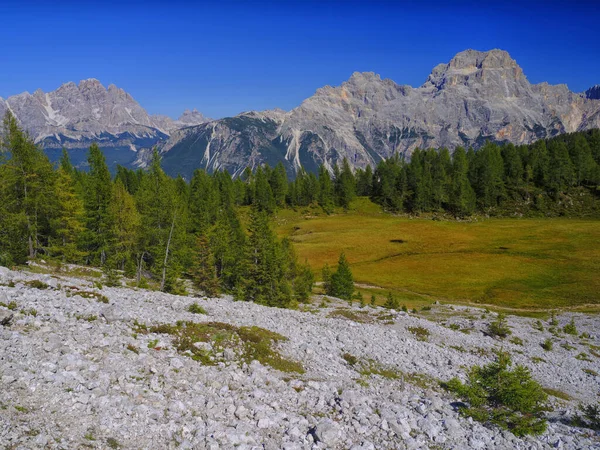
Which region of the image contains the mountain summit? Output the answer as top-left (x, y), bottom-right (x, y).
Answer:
top-left (0, 79), bottom-right (208, 165)
top-left (149, 49), bottom-right (600, 178)
top-left (1, 49), bottom-right (599, 176)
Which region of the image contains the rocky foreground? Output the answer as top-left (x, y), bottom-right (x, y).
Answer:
top-left (0, 266), bottom-right (599, 449)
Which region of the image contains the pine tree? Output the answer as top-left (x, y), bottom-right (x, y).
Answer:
top-left (328, 252), bottom-right (354, 300)
top-left (318, 165), bottom-right (334, 212)
top-left (189, 169), bottom-right (219, 235)
top-left (108, 179), bottom-right (140, 273)
top-left (270, 162), bottom-right (288, 207)
top-left (243, 207), bottom-right (291, 307)
top-left (0, 111), bottom-right (56, 262)
top-left (82, 143), bottom-right (114, 265)
top-left (449, 147), bottom-right (476, 216)
top-left (48, 162), bottom-right (85, 263)
top-left (335, 158), bottom-right (356, 208)
top-left (189, 234), bottom-right (220, 297)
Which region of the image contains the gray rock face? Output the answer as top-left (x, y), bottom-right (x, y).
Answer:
top-left (147, 49), bottom-right (600, 178)
top-left (0, 79), bottom-right (208, 155)
top-left (585, 85), bottom-right (600, 100)
top-left (1, 266), bottom-right (599, 449)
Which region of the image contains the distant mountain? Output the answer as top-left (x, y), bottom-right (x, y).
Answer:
top-left (0, 79), bottom-right (208, 169)
top-left (139, 49), bottom-right (600, 178)
top-left (2, 50), bottom-right (599, 177)
top-left (585, 85), bottom-right (600, 100)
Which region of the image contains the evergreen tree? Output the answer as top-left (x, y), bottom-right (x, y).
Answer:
top-left (318, 165), bottom-right (335, 212)
top-left (335, 158), bottom-right (356, 208)
top-left (243, 207), bottom-right (291, 307)
top-left (189, 234), bottom-right (220, 297)
top-left (328, 252), bottom-right (354, 300)
top-left (189, 169), bottom-right (219, 235)
top-left (270, 162), bottom-right (288, 207)
top-left (108, 179), bottom-right (140, 273)
top-left (449, 147), bottom-right (476, 216)
top-left (0, 111), bottom-right (56, 262)
top-left (48, 162), bottom-right (85, 263)
top-left (547, 140), bottom-right (575, 194)
top-left (82, 143), bottom-right (114, 265)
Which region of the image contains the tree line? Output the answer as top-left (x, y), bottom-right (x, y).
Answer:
top-left (1, 108), bottom-right (599, 303)
top-left (0, 112), bottom-right (313, 306)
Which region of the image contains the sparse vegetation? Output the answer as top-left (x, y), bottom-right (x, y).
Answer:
top-left (510, 337), bottom-right (524, 346)
top-left (342, 352), bottom-right (358, 366)
top-left (563, 318), bottom-right (578, 335)
top-left (487, 313), bottom-right (511, 339)
top-left (134, 321), bottom-right (304, 373)
top-left (541, 338), bottom-right (553, 351)
top-left (25, 279), bottom-right (50, 290)
top-left (407, 326), bottom-right (430, 341)
top-left (443, 352), bottom-right (548, 436)
top-left (187, 303), bottom-right (207, 315)
top-left (572, 403), bottom-right (600, 431)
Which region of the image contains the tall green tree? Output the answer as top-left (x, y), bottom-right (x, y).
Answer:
top-left (327, 252), bottom-right (354, 300)
top-left (189, 234), bottom-right (220, 297)
top-left (449, 147), bottom-right (476, 216)
top-left (0, 111), bottom-right (56, 262)
top-left (82, 143), bottom-right (114, 264)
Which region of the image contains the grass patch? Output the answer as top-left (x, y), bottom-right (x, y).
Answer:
top-left (342, 352), bottom-right (358, 366)
top-left (25, 280), bottom-right (50, 290)
top-left (543, 388), bottom-right (572, 401)
top-left (68, 289), bottom-right (109, 304)
top-left (583, 369), bottom-right (599, 376)
top-left (576, 353), bottom-right (592, 362)
top-left (407, 326), bottom-right (430, 341)
top-left (134, 321), bottom-right (303, 374)
top-left (187, 303), bottom-right (207, 315)
top-left (328, 308), bottom-right (372, 323)
top-left (276, 202), bottom-right (600, 311)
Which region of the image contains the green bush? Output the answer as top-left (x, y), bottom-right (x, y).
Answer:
top-left (443, 351), bottom-right (548, 436)
top-left (488, 313), bottom-right (511, 339)
top-left (187, 303), bottom-right (207, 315)
top-left (541, 338), bottom-right (553, 351)
top-left (572, 403), bottom-right (600, 431)
top-left (563, 318), bottom-right (577, 335)
top-left (383, 292), bottom-right (399, 310)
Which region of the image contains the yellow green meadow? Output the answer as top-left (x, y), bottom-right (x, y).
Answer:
top-left (275, 198), bottom-right (600, 312)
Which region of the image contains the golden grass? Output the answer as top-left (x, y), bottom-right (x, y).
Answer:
top-left (276, 198), bottom-right (600, 311)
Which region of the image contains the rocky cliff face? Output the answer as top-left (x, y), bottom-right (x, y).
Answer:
top-left (146, 49), bottom-right (600, 178)
top-left (0, 80), bottom-right (208, 168)
top-left (585, 85), bottom-right (600, 100)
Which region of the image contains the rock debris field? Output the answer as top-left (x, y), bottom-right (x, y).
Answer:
top-left (0, 266), bottom-right (599, 449)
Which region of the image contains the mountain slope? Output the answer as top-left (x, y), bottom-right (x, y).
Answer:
top-left (148, 49), bottom-right (600, 178)
top-left (0, 80), bottom-right (208, 169)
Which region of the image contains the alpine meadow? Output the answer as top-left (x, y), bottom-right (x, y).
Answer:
top-left (2, 2), bottom-right (600, 447)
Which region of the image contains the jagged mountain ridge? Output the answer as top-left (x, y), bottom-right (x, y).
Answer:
top-left (0, 79), bottom-right (208, 168)
top-left (143, 49), bottom-right (600, 178)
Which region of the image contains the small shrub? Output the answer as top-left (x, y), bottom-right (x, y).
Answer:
top-left (370, 294), bottom-right (376, 307)
top-left (510, 337), bottom-right (524, 346)
top-left (7, 301), bottom-right (17, 311)
top-left (576, 353), bottom-right (592, 362)
top-left (342, 352), bottom-right (358, 366)
top-left (126, 344), bottom-right (139, 354)
top-left (531, 356), bottom-right (546, 364)
top-left (106, 437), bottom-right (121, 449)
top-left (563, 318), bottom-right (577, 335)
top-left (442, 352), bottom-right (548, 436)
top-left (407, 326), bottom-right (430, 341)
top-left (488, 313), bottom-right (511, 339)
top-left (583, 368), bottom-right (598, 376)
top-left (533, 320), bottom-right (544, 332)
top-left (187, 303), bottom-right (207, 315)
top-left (383, 292), bottom-right (399, 310)
top-left (401, 304), bottom-right (408, 313)
top-left (561, 343), bottom-right (575, 351)
top-left (580, 332), bottom-right (591, 339)
top-left (25, 280), bottom-right (49, 290)
top-left (448, 323), bottom-right (460, 331)
top-left (549, 311), bottom-right (558, 327)
top-left (541, 339), bottom-right (553, 351)
top-left (572, 403), bottom-right (600, 431)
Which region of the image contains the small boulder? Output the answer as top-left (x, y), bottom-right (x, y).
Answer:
top-left (0, 309), bottom-right (13, 326)
top-left (313, 419), bottom-right (342, 446)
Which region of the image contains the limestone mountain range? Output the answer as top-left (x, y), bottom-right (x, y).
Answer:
top-left (1, 49), bottom-right (599, 176)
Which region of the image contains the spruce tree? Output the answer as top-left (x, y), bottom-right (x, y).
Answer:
top-left (318, 165), bottom-right (335, 212)
top-left (449, 147), bottom-right (476, 216)
top-left (83, 143), bottom-right (114, 265)
top-left (190, 234), bottom-right (220, 297)
top-left (329, 252), bottom-right (354, 300)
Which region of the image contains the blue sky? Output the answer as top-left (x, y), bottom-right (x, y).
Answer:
top-left (1, 0), bottom-right (598, 119)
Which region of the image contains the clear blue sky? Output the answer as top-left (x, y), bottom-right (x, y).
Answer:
top-left (1, 0), bottom-right (598, 119)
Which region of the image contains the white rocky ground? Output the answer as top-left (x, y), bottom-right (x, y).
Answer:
top-left (0, 266), bottom-right (599, 449)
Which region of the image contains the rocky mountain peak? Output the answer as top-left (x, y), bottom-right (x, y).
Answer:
top-left (585, 85), bottom-right (600, 100)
